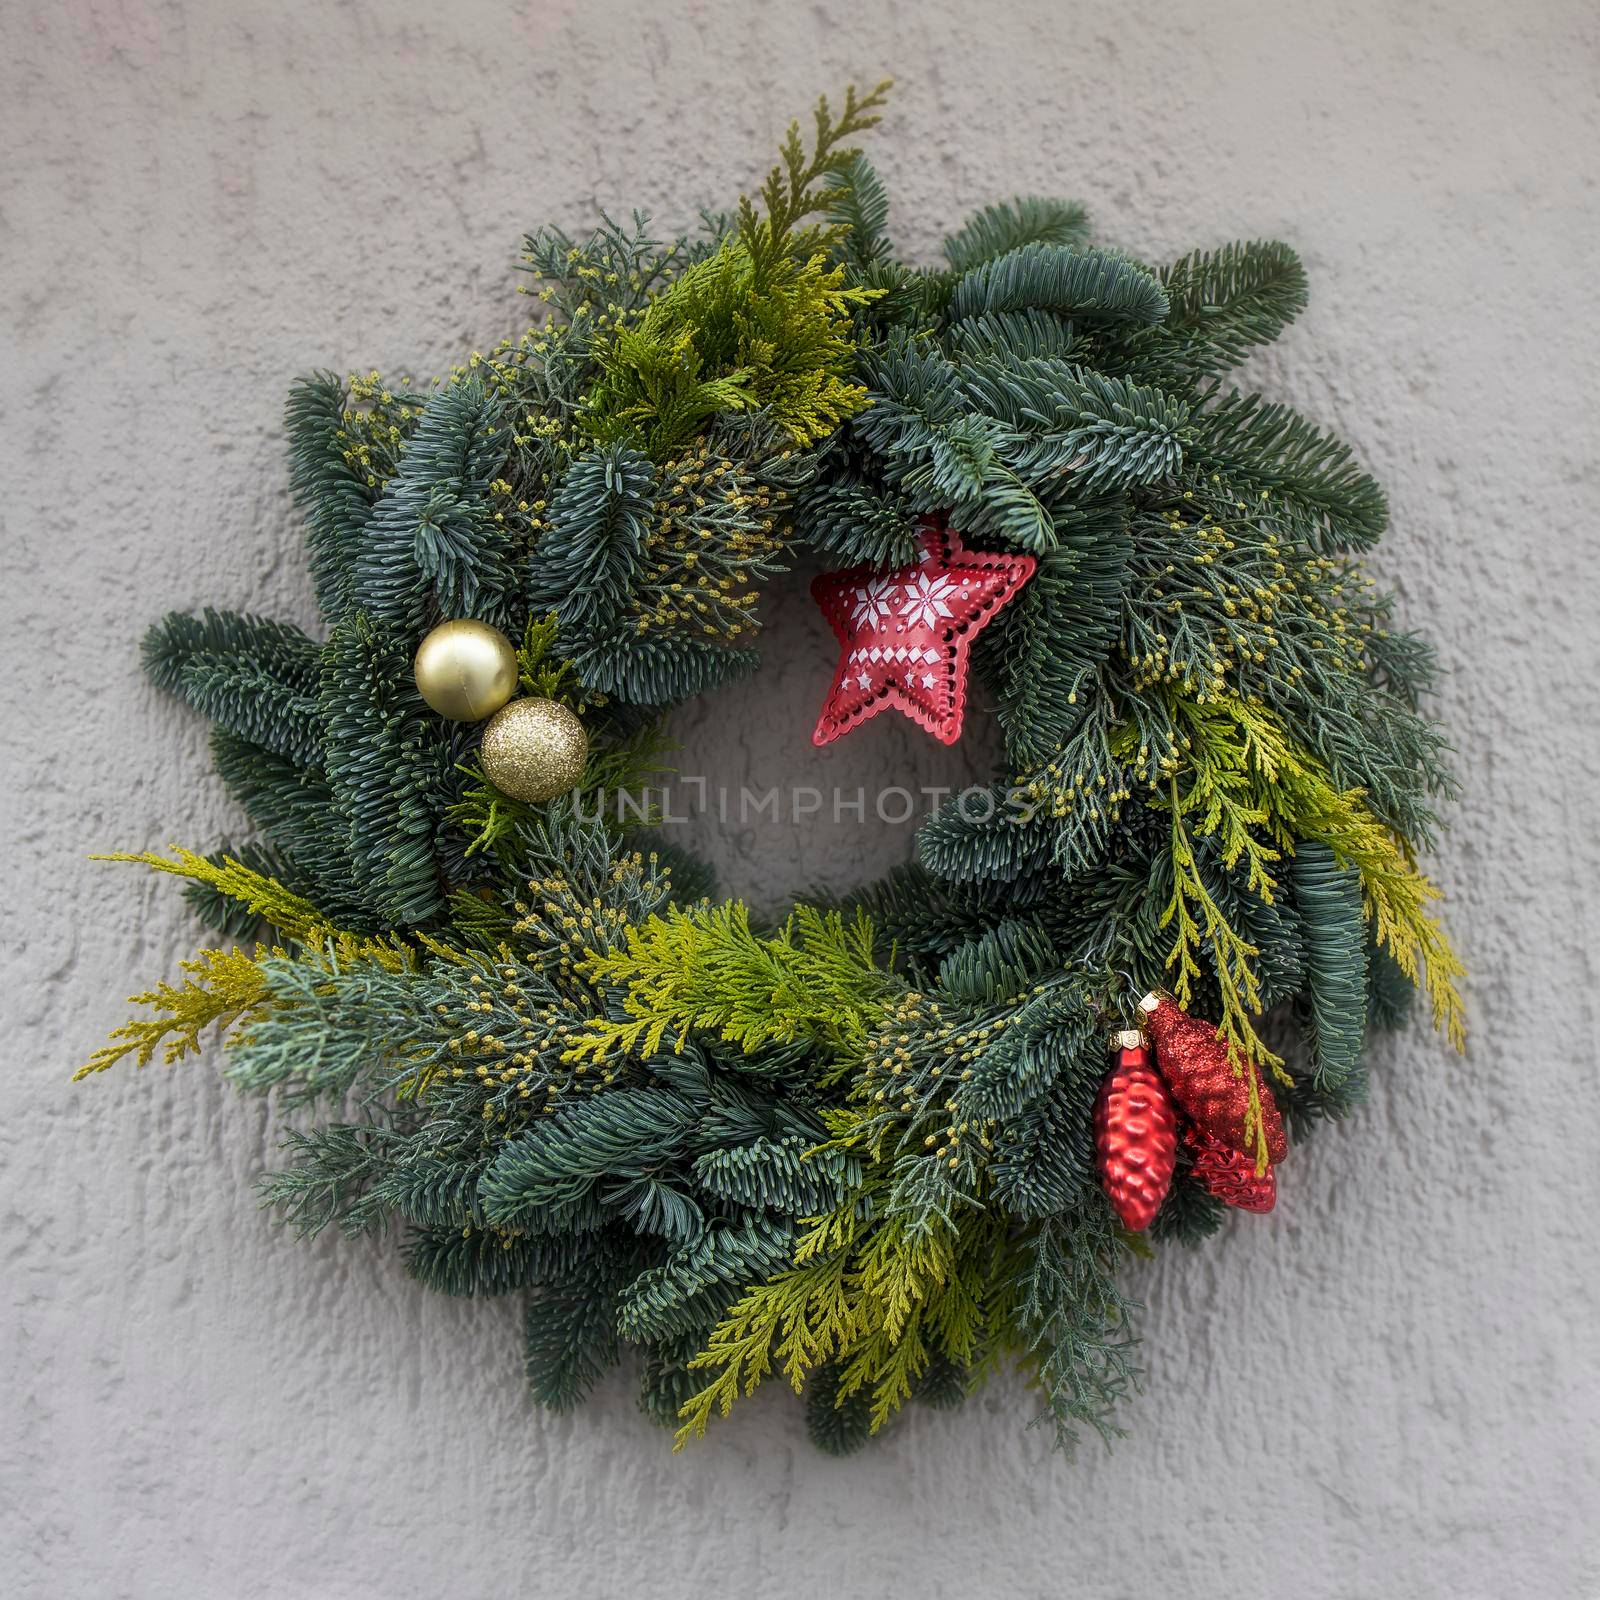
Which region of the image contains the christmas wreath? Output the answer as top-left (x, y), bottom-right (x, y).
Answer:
top-left (80, 82), bottom-right (1465, 1456)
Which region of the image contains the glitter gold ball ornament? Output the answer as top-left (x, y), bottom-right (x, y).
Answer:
top-left (1185, 1126), bottom-right (1277, 1214)
top-left (1138, 991), bottom-right (1288, 1166)
top-left (1093, 1030), bottom-right (1178, 1232)
top-left (412, 619), bottom-right (519, 722)
top-left (479, 697), bottom-right (588, 803)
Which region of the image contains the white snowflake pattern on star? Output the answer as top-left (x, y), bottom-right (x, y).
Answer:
top-left (850, 577), bottom-right (897, 629)
top-left (855, 670), bottom-right (873, 689)
top-left (899, 572), bottom-right (957, 629)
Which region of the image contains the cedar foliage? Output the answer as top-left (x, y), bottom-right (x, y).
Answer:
top-left (81, 83), bottom-right (1463, 1457)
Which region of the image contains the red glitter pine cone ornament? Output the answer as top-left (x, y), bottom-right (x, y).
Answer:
top-left (1185, 1126), bottom-right (1277, 1214)
top-left (1138, 991), bottom-right (1288, 1166)
top-left (1093, 1031), bottom-right (1178, 1231)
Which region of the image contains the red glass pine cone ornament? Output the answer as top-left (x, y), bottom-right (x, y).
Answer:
top-left (1093, 1031), bottom-right (1178, 1231)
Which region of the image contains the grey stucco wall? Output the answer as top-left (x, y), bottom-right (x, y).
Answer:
top-left (4, 2), bottom-right (1598, 1596)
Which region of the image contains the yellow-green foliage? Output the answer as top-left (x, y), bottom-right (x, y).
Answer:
top-left (75, 944), bottom-right (277, 1078)
top-left (581, 82), bottom-right (892, 456)
top-left (736, 80), bottom-right (892, 274)
top-left (671, 973), bottom-right (1055, 1446)
top-left (510, 613), bottom-right (599, 708)
top-left (78, 850), bottom-right (416, 1079)
top-left (77, 928), bottom-right (419, 1082)
top-left (674, 1177), bottom-right (1015, 1447)
top-left (1126, 693), bottom-right (1466, 1073)
top-left (566, 902), bottom-right (895, 1062)
top-left (582, 239), bottom-right (877, 456)
top-left (580, 902), bottom-right (1058, 1447)
top-left (96, 846), bottom-right (340, 945)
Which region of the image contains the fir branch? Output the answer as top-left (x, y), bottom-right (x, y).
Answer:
top-left (404, 1225), bottom-right (544, 1298)
top-left (349, 378), bottom-right (519, 634)
top-left (804, 1363), bottom-right (875, 1455)
top-left (178, 656), bottom-right (323, 767)
top-left (377, 1156), bottom-right (488, 1231)
top-left (825, 154), bottom-right (894, 270)
top-left (948, 244), bottom-right (1168, 326)
top-left (523, 1237), bottom-right (652, 1410)
top-left (143, 610), bottom-right (325, 767)
top-left (207, 729), bottom-right (373, 931)
top-left (959, 354), bottom-right (1190, 492)
top-left (1367, 938), bottom-right (1415, 1032)
top-left (143, 609), bottom-right (322, 699)
top-left (916, 783), bottom-right (1057, 885)
top-left (989, 1067), bottom-right (1100, 1217)
top-left (1189, 388), bottom-right (1387, 554)
top-left (529, 442), bottom-right (656, 644)
top-left (285, 373), bottom-right (387, 620)
top-left (942, 197), bottom-right (1091, 274)
top-left (615, 1217), bottom-right (795, 1343)
top-left (691, 1138), bottom-right (860, 1217)
top-left (794, 477), bottom-right (922, 568)
top-left (1150, 1160), bottom-right (1227, 1246)
top-left (1118, 240), bottom-right (1308, 385)
top-left (976, 506), bottom-right (1132, 767)
top-left (934, 919), bottom-right (1061, 1008)
top-left (478, 1089), bottom-right (700, 1223)
top-left (947, 308), bottom-right (1086, 364)
top-left (570, 635), bottom-right (761, 706)
top-left (319, 613), bottom-right (452, 927)
top-left (1293, 840), bottom-right (1369, 1094)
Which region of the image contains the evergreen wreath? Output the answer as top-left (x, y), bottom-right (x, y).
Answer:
top-left (80, 81), bottom-right (1465, 1456)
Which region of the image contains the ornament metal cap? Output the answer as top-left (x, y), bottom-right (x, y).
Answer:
top-left (1110, 1028), bottom-right (1148, 1051)
top-left (1137, 991), bottom-right (1162, 1015)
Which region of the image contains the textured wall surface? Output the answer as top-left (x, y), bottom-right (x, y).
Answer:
top-left (4, 2), bottom-right (1598, 1596)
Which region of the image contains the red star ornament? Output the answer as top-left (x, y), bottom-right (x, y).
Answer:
top-left (810, 519), bottom-right (1035, 746)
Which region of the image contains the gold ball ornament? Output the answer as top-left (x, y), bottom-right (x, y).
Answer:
top-left (479, 697), bottom-right (589, 804)
top-left (412, 619), bottom-right (519, 722)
